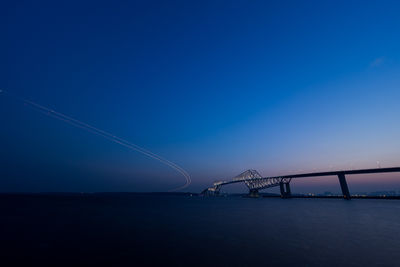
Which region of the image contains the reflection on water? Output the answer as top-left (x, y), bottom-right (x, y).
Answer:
top-left (1, 194), bottom-right (400, 266)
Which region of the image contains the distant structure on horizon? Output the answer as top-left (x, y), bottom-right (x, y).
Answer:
top-left (201, 167), bottom-right (400, 200)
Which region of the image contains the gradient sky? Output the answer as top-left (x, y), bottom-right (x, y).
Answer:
top-left (1, 0), bottom-right (400, 193)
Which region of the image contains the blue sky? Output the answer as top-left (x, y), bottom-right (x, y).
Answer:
top-left (1, 0), bottom-right (400, 193)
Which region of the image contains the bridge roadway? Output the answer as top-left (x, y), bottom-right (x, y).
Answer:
top-left (202, 167), bottom-right (400, 200)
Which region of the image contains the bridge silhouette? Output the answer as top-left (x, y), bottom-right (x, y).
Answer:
top-left (201, 167), bottom-right (400, 199)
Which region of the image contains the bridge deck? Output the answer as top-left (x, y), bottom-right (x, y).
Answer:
top-left (266, 167), bottom-right (400, 179)
top-left (218, 167), bottom-right (400, 184)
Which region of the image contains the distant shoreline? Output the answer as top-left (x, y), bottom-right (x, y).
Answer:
top-left (1, 192), bottom-right (400, 200)
top-left (262, 195), bottom-right (400, 200)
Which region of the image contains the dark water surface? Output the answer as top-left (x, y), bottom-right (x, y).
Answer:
top-left (1, 194), bottom-right (400, 266)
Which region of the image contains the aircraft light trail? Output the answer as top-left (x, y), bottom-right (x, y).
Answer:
top-left (0, 90), bottom-right (191, 191)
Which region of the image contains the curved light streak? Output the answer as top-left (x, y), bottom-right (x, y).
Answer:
top-left (1, 90), bottom-right (191, 191)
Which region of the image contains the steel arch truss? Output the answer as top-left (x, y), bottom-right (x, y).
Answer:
top-left (201, 169), bottom-right (292, 196)
top-left (245, 177), bottom-right (291, 191)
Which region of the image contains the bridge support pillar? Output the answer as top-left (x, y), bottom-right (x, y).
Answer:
top-left (285, 183), bottom-right (291, 196)
top-left (249, 189), bottom-right (259, 198)
top-left (338, 173), bottom-right (351, 200)
top-left (279, 182), bottom-right (284, 197)
top-left (280, 182), bottom-right (291, 198)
